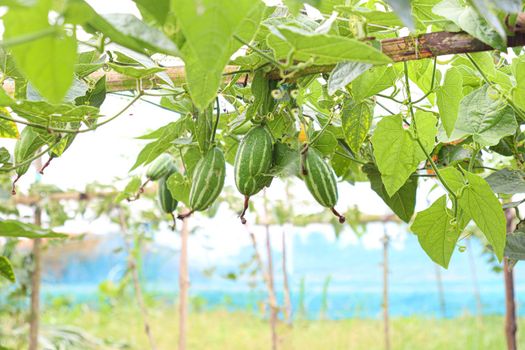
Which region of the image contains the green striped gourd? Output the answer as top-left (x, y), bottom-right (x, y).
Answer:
top-left (189, 147), bottom-right (226, 212)
top-left (302, 148), bottom-right (345, 223)
top-left (146, 153), bottom-right (176, 181)
top-left (234, 125), bottom-right (273, 196)
top-left (158, 176), bottom-right (178, 214)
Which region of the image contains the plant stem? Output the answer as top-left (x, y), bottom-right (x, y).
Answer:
top-left (467, 144), bottom-right (480, 173)
top-left (376, 101), bottom-right (397, 116)
top-left (233, 35), bottom-right (283, 68)
top-left (2, 139), bottom-right (61, 173)
top-left (412, 57), bottom-right (437, 104)
top-left (376, 93), bottom-right (404, 104)
top-left (1, 92), bottom-right (143, 134)
top-left (403, 62), bottom-right (458, 210)
top-left (309, 112), bottom-right (334, 145)
top-left (0, 27), bottom-right (58, 48)
top-left (211, 97), bottom-right (220, 144)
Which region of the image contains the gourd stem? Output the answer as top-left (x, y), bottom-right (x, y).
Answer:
top-left (39, 156), bottom-right (54, 175)
top-left (239, 195), bottom-right (250, 225)
top-left (330, 207), bottom-right (346, 224)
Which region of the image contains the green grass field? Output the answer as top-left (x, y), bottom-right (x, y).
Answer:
top-left (27, 304), bottom-right (523, 350)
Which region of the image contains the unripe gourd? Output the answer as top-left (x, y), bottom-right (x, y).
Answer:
top-left (234, 125), bottom-right (274, 223)
top-left (302, 148), bottom-right (345, 223)
top-left (158, 173), bottom-right (178, 230)
top-left (158, 176), bottom-right (178, 214)
top-left (184, 147), bottom-right (226, 216)
top-left (146, 153), bottom-right (176, 181)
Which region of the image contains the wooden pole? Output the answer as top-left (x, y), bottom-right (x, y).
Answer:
top-left (265, 223), bottom-right (278, 350)
top-left (28, 206), bottom-right (41, 350)
top-left (466, 237), bottom-right (483, 319)
top-left (178, 210), bottom-right (190, 350)
top-left (281, 230), bottom-right (292, 326)
top-left (504, 209), bottom-right (517, 350)
top-left (382, 225), bottom-right (390, 350)
top-left (118, 208), bottom-right (157, 350)
top-left (434, 264), bottom-right (446, 318)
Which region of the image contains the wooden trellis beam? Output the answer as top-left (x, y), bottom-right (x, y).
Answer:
top-left (3, 17), bottom-right (525, 94)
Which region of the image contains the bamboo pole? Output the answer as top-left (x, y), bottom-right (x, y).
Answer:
top-left (28, 206), bottom-right (41, 350)
top-left (382, 225), bottom-right (390, 350)
top-left (466, 237), bottom-right (483, 319)
top-left (178, 210), bottom-right (190, 350)
top-left (117, 207), bottom-right (157, 350)
top-left (28, 158), bottom-right (43, 350)
top-left (434, 264), bottom-right (446, 318)
top-left (504, 209), bottom-right (517, 350)
top-left (281, 230), bottom-right (292, 326)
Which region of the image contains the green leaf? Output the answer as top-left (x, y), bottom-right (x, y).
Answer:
top-left (433, 0), bottom-right (505, 50)
top-left (485, 169), bottom-right (525, 195)
top-left (469, 0), bottom-right (507, 42)
top-left (410, 195), bottom-right (463, 268)
top-left (0, 220), bottom-right (67, 238)
top-left (384, 0), bottom-right (415, 30)
top-left (173, 0), bottom-right (265, 110)
top-left (283, 0), bottom-right (320, 15)
top-left (372, 112), bottom-right (436, 196)
top-left (267, 26), bottom-right (392, 66)
top-left (363, 163), bottom-right (417, 223)
top-left (505, 227), bottom-right (525, 260)
top-left (131, 119), bottom-right (187, 170)
top-left (114, 177), bottom-right (142, 203)
top-left (4, 1), bottom-right (77, 103)
top-left (442, 169), bottom-right (506, 262)
top-left (511, 56), bottom-right (525, 111)
top-left (0, 256), bottom-right (15, 283)
top-left (12, 101), bottom-right (99, 125)
top-left (436, 66), bottom-right (463, 137)
top-left (351, 66), bottom-right (397, 101)
top-left (66, 0), bottom-right (179, 56)
top-left (327, 62), bottom-right (371, 96)
top-left (0, 108), bottom-right (19, 139)
top-left (342, 100), bottom-right (373, 153)
top-left (311, 130), bottom-right (337, 156)
top-left (439, 85), bottom-right (517, 146)
top-left (166, 172), bottom-right (191, 206)
top-left (132, 0), bottom-right (170, 24)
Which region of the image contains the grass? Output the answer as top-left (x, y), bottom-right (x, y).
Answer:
top-left (30, 303), bottom-right (525, 350)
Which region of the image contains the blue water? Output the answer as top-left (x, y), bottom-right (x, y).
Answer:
top-left (36, 226), bottom-right (525, 320)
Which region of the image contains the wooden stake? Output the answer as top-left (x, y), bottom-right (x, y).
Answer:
top-left (382, 225), bottom-right (390, 350)
top-left (466, 237), bottom-right (483, 320)
top-left (282, 229), bottom-right (292, 326)
top-left (504, 209), bottom-right (517, 350)
top-left (434, 264), bottom-right (446, 318)
top-left (246, 226), bottom-right (279, 350)
top-left (178, 209), bottom-right (190, 350)
top-left (118, 207), bottom-right (157, 350)
top-left (28, 206), bottom-right (41, 350)
top-left (264, 223), bottom-right (278, 349)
